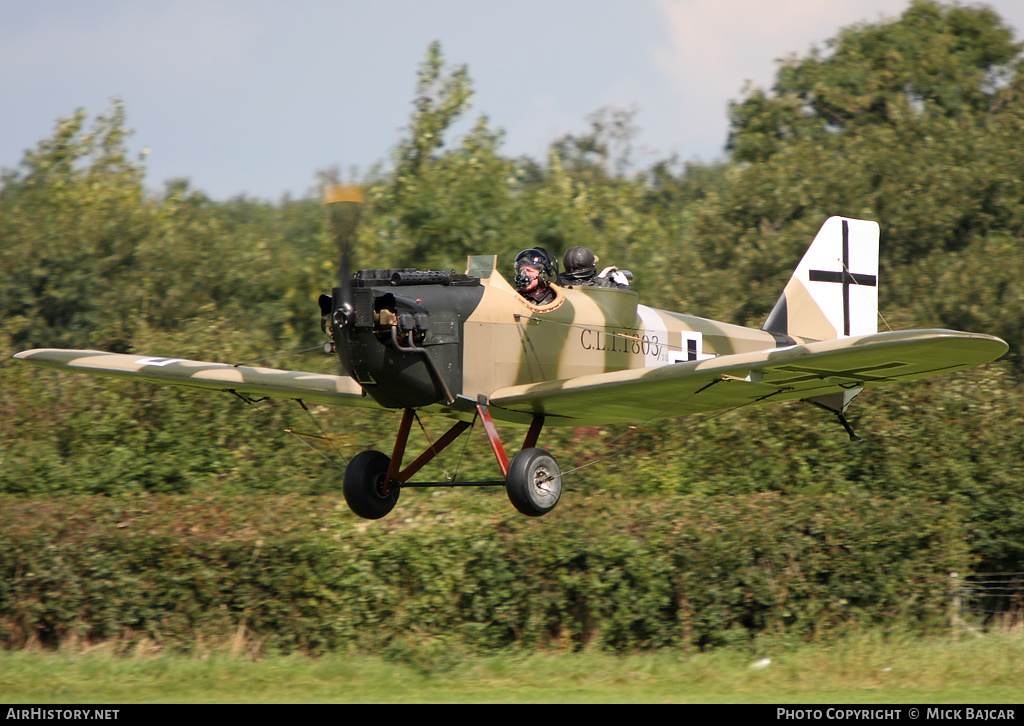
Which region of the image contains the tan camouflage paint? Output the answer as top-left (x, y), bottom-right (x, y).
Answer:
top-left (15, 256), bottom-right (1009, 428)
top-left (776, 277), bottom-right (839, 341)
top-left (12, 349), bottom-right (376, 408)
top-left (460, 255), bottom-right (814, 398)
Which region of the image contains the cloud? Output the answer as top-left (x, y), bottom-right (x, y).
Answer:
top-left (645, 0), bottom-right (911, 160)
top-left (5, 0), bottom-right (1022, 198)
top-left (653, 0), bottom-right (908, 95)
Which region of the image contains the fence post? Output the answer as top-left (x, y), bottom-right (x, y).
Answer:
top-left (949, 571), bottom-right (963, 638)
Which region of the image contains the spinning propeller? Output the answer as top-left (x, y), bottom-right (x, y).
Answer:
top-left (323, 183), bottom-right (365, 331)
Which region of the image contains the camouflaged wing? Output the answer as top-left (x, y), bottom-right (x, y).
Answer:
top-left (13, 349), bottom-right (380, 408)
top-left (485, 329), bottom-right (1008, 426)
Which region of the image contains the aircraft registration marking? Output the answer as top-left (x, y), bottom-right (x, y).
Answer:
top-left (579, 328), bottom-right (663, 357)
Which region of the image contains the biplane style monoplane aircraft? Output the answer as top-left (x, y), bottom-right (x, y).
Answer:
top-left (15, 186), bottom-right (1008, 520)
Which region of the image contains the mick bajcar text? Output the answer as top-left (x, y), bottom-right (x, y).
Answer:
top-left (777, 708), bottom-right (1015, 721)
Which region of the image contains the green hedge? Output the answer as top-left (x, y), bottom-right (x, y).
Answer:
top-left (0, 492), bottom-right (968, 655)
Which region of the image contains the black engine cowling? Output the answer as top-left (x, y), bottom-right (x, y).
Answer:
top-left (325, 269), bottom-right (484, 409)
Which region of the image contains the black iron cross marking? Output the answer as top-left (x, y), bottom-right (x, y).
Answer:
top-left (771, 361), bottom-right (909, 386)
top-left (807, 219), bottom-right (877, 336)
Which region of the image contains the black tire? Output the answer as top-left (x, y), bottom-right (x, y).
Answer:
top-left (505, 448), bottom-right (562, 517)
top-left (343, 450), bottom-right (399, 520)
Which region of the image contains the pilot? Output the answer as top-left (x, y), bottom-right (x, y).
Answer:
top-left (513, 248), bottom-right (558, 305)
top-left (558, 245), bottom-right (599, 286)
top-left (558, 245), bottom-right (633, 289)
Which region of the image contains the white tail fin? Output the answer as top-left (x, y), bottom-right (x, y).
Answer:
top-left (762, 217), bottom-right (879, 341)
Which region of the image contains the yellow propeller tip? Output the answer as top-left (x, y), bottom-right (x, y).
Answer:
top-left (322, 184), bottom-right (365, 205)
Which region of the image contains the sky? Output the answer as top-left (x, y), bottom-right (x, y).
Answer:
top-left (2, 0), bottom-right (1023, 201)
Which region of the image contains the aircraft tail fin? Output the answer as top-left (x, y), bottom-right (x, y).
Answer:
top-left (762, 216), bottom-right (879, 341)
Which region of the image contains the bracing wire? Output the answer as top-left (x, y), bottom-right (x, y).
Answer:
top-left (412, 410), bottom-right (480, 485)
top-left (558, 381), bottom-right (792, 482)
top-left (229, 391), bottom-right (348, 474)
top-left (837, 255), bottom-right (894, 333)
top-left (413, 411), bottom-right (453, 483)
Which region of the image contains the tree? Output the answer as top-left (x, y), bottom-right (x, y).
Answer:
top-left (0, 102), bottom-right (152, 353)
top-left (684, 0), bottom-right (1024, 359)
top-left (727, 0), bottom-right (1023, 163)
top-left (367, 42), bottom-right (518, 271)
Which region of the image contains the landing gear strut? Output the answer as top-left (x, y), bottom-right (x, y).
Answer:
top-left (341, 401), bottom-right (560, 520)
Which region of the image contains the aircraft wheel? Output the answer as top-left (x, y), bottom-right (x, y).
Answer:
top-left (505, 448), bottom-right (562, 517)
top-left (343, 450), bottom-right (400, 520)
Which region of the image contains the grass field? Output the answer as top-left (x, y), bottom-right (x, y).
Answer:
top-left (1, 629), bottom-right (1021, 704)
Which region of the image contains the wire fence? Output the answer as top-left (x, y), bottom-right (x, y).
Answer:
top-left (952, 572), bottom-right (1024, 630)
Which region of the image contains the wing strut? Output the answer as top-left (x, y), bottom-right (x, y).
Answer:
top-left (477, 397), bottom-right (511, 477)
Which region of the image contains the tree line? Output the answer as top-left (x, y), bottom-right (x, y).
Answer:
top-left (1, 0), bottom-right (1022, 576)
